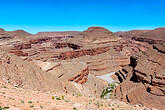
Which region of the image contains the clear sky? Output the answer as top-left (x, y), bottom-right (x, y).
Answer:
top-left (0, 0), bottom-right (165, 34)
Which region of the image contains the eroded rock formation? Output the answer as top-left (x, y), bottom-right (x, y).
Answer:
top-left (112, 43), bottom-right (165, 109)
top-left (0, 26), bottom-right (164, 109)
top-left (0, 50), bottom-right (64, 92)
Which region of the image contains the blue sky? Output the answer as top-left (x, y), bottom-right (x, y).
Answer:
top-left (0, 0), bottom-right (165, 34)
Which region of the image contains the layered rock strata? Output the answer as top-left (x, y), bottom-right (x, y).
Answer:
top-left (112, 43), bottom-right (165, 109)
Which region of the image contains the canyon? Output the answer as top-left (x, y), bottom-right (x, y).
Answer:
top-left (0, 26), bottom-right (164, 109)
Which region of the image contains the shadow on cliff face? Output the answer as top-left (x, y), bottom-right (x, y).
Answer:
top-left (129, 56), bottom-right (141, 83)
top-left (129, 56), bottom-right (137, 68)
top-left (112, 43), bottom-right (165, 109)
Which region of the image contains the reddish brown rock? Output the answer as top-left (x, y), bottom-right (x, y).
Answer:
top-left (112, 43), bottom-right (165, 109)
top-left (116, 27), bottom-right (165, 43)
top-left (29, 37), bottom-right (53, 44)
top-left (68, 67), bottom-right (89, 84)
top-left (7, 29), bottom-right (32, 39)
top-left (54, 43), bottom-right (81, 50)
top-left (153, 43), bottom-right (165, 54)
top-left (115, 27), bottom-right (165, 55)
top-left (0, 27), bottom-right (132, 98)
top-left (70, 27), bottom-right (122, 44)
top-left (0, 28), bottom-right (5, 33)
top-left (8, 50), bottom-right (28, 56)
top-left (0, 50), bottom-right (64, 92)
top-left (14, 43), bottom-right (31, 50)
top-left (58, 46), bottom-right (111, 60)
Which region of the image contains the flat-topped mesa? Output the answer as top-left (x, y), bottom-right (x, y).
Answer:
top-left (139, 27), bottom-right (165, 40)
top-left (36, 31), bottom-right (80, 38)
top-left (118, 27), bottom-right (165, 45)
top-left (72, 26), bottom-right (122, 44)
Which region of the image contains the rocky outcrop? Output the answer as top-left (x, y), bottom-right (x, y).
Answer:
top-left (116, 27), bottom-right (165, 43)
top-left (115, 30), bottom-right (151, 40)
top-left (58, 46), bottom-right (111, 60)
top-left (112, 44), bottom-right (165, 109)
top-left (116, 28), bottom-right (165, 55)
top-left (30, 37), bottom-right (53, 44)
top-left (8, 50), bottom-right (28, 56)
top-left (33, 61), bottom-right (107, 97)
top-left (54, 43), bottom-right (81, 50)
top-left (0, 36), bottom-right (13, 41)
top-left (132, 37), bottom-right (163, 44)
top-left (0, 28), bottom-right (13, 41)
top-left (14, 43), bottom-right (31, 50)
top-left (58, 44), bottom-right (125, 60)
top-left (153, 43), bottom-right (165, 54)
top-left (68, 67), bottom-right (89, 84)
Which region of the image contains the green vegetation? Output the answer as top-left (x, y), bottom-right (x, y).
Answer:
top-left (88, 100), bottom-right (92, 104)
top-left (30, 105), bottom-right (34, 108)
top-left (14, 85), bottom-right (19, 88)
top-left (0, 92), bottom-right (5, 94)
top-left (108, 104), bottom-right (111, 106)
top-left (28, 101), bottom-right (32, 103)
top-left (52, 96), bottom-right (55, 99)
top-left (21, 100), bottom-right (25, 103)
top-left (61, 95), bottom-right (65, 100)
top-left (52, 95), bottom-right (63, 100)
top-left (73, 107), bottom-right (78, 110)
top-left (76, 94), bottom-right (82, 97)
top-left (65, 100), bottom-right (70, 102)
top-left (56, 97), bottom-right (61, 100)
top-left (97, 102), bottom-right (100, 108)
top-left (0, 106), bottom-right (9, 110)
top-left (9, 97), bottom-right (14, 100)
top-left (100, 82), bottom-right (119, 99)
top-left (40, 106), bottom-right (43, 109)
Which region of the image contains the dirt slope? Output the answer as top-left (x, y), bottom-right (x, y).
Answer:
top-left (0, 81), bottom-right (155, 110)
top-left (0, 50), bottom-right (63, 92)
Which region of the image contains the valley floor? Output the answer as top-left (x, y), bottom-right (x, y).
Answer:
top-left (0, 81), bottom-right (155, 110)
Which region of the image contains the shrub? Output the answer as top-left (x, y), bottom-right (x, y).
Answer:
top-left (28, 101), bottom-right (32, 103)
top-left (62, 95), bottom-right (65, 100)
top-left (56, 97), bottom-right (61, 100)
top-left (100, 82), bottom-right (118, 99)
top-left (0, 106), bottom-right (9, 110)
top-left (73, 107), bottom-right (78, 110)
top-left (52, 96), bottom-right (55, 99)
top-left (40, 106), bottom-right (43, 109)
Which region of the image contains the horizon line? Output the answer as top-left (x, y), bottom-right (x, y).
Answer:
top-left (0, 25), bottom-right (164, 34)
